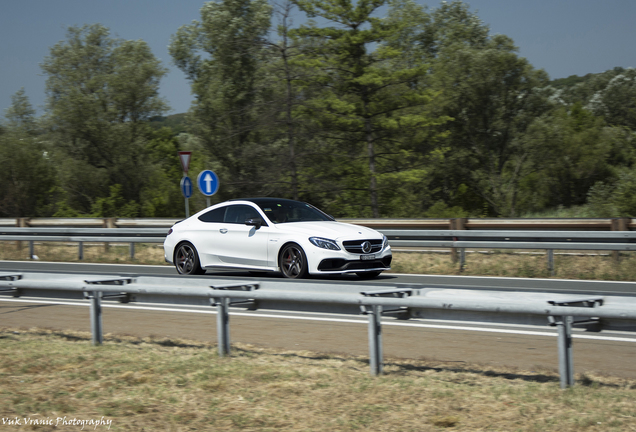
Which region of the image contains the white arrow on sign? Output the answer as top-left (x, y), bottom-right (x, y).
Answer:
top-left (203, 172), bottom-right (214, 193)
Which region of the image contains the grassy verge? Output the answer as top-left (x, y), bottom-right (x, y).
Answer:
top-left (1, 328), bottom-right (635, 431)
top-left (391, 250), bottom-right (636, 281)
top-left (2, 241), bottom-right (636, 281)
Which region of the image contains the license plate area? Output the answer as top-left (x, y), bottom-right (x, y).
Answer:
top-left (360, 254), bottom-right (375, 261)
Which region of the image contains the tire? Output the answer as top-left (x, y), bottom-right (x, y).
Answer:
top-left (356, 271), bottom-right (382, 279)
top-left (174, 242), bottom-right (205, 275)
top-left (279, 243), bottom-right (309, 279)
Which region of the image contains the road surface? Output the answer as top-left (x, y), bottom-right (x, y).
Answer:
top-left (2, 295), bottom-right (636, 378)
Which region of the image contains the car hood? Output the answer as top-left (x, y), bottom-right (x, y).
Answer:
top-left (273, 221), bottom-right (383, 240)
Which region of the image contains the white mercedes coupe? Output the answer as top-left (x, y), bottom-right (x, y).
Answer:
top-left (164, 198), bottom-right (392, 279)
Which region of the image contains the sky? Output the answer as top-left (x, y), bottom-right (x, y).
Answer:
top-left (1, 0), bottom-right (635, 117)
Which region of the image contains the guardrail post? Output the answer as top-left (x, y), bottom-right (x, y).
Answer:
top-left (210, 284), bottom-right (259, 357)
top-left (130, 243), bottom-right (135, 260)
top-left (367, 305), bottom-right (383, 376)
top-left (16, 218), bottom-right (29, 255)
top-left (547, 297), bottom-right (602, 388)
top-left (215, 297), bottom-right (231, 357)
top-left (547, 250), bottom-right (555, 276)
top-left (611, 218), bottom-right (630, 262)
top-left (86, 291), bottom-right (103, 346)
top-left (28, 241), bottom-right (35, 259)
top-left (103, 218), bottom-right (116, 254)
top-left (83, 277), bottom-right (132, 346)
top-left (78, 241), bottom-right (84, 260)
top-left (553, 315), bottom-right (574, 388)
top-left (360, 288), bottom-right (413, 376)
top-left (450, 218), bottom-right (467, 266)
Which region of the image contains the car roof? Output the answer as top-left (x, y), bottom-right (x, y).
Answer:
top-left (229, 198), bottom-right (304, 205)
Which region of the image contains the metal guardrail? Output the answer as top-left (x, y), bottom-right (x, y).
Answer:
top-left (2, 227), bottom-right (636, 273)
top-left (385, 229), bottom-right (636, 249)
top-left (2, 271), bottom-right (636, 388)
top-left (0, 218), bottom-right (181, 228)
top-left (4, 227), bottom-right (636, 246)
top-left (0, 227), bottom-right (166, 260)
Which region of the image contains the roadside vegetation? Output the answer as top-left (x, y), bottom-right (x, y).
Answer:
top-left (1, 328), bottom-right (635, 431)
top-left (2, 241), bottom-right (636, 281)
top-left (3, 1), bottom-right (636, 222)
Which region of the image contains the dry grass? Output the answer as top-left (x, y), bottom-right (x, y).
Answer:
top-left (1, 328), bottom-right (636, 431)
top-left (391, 250), bottom-right (636, 281)
top-left (2, 241), bottom-right (636, 281)
top-left (0, 242), bottom-right (168, 265)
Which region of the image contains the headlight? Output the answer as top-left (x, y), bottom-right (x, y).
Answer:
top-left (309, 237), bottom-right (341, 250)
top-left (382, 234), bottom-right (389, 250)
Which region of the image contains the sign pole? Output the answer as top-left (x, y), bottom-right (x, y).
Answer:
top-left (197, 170), bottom-right (220, 208)
top-left (178, 152), bottom-right (193, 218)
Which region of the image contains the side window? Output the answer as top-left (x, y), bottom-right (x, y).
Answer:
top-left (198, 207), bottom-right (226, 223)
top-left (223, 205), bottom-right (262, 224)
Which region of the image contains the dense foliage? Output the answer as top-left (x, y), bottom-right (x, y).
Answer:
top-left (2, 0), bottom-right (636, 219)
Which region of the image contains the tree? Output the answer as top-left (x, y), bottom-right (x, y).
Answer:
top-left (515, 104), bottom-right (616, 213)
top-left (40, 24), bottom-right (168, 215)
top-left (263, 0), bottom-right (314, 200)
top-left (586, 68), bottom-right (636, 130)
top-left (4, 88), bottom-right (37, 135)
top-left (290, 0), bottom-right (448, 217)
top-left (0, 91), bottom-right (56, 217)
top-left (428, 10), bottom-right (551, 216)
top-left (169, 0), bottom-right (279, 199)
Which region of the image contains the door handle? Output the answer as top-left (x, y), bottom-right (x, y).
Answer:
top-left (220, 228), bottom-right (228, 234)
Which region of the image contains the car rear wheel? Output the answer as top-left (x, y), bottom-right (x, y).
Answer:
top-left (174, 242), bottom-right (205, 275)
top-left (279, 243), bottom-right (308, 279)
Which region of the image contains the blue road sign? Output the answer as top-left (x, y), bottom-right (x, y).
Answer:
top-left (197, 170), bottom-right (220, 196)
top-left (180, 176), bottom-right (193, 198)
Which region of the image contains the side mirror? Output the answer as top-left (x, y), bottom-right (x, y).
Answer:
top-left (245, 218), bottom-right (263, 229)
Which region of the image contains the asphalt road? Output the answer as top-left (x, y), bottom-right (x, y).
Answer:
top-left (2, 299), bottom-right (636, 379)
top-left (2, 261), bottom-right (636, 379)
top-left (2, 260), bottom-right (636, 295)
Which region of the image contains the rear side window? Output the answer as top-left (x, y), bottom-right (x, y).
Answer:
top-left (223, 204), bottom-right (262, 224)
top-left (198, 207), bottom-right (226, 223)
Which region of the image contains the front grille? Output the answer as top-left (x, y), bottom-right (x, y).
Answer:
top-left (342, 239), bottom-right (383, 254)
top-left (318, 255), bottom-right (392, 272)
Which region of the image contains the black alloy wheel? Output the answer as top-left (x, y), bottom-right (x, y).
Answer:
top-left (279, 243), bottom-right (309, 279)
top-left (174, 242), bottom-right (205, 275)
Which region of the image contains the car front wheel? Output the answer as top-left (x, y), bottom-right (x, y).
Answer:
top-left (279, 243), bottom-right (308, 279)
top-left (174, 242), bottom-right (205, 275)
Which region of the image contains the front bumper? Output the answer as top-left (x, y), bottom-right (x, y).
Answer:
top-left (316, 254), bottom-right (392, 274)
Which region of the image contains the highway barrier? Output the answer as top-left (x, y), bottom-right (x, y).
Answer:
top-left (2, 223), bottom-right (636, 273)
top-left (2, 271), bottom-right (636, 388)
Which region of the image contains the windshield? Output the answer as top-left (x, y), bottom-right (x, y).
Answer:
top-left (254, 200), bottom-right (334, 224)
